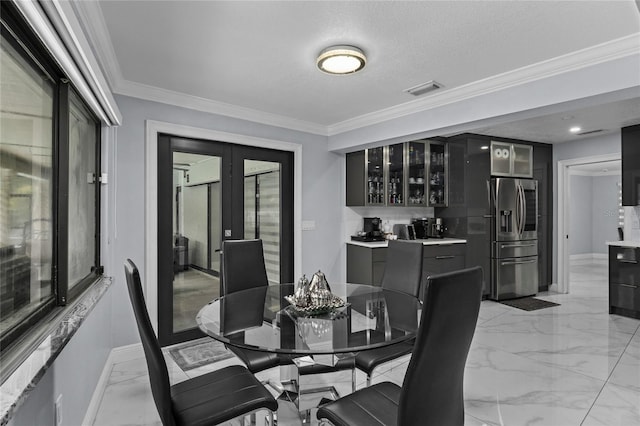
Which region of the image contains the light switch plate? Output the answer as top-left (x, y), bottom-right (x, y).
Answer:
top-left (302, 220), bottom-right (316, 231)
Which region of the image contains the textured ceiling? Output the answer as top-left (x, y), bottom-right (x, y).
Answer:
top-left (91, 1), bottom-right (640, 141)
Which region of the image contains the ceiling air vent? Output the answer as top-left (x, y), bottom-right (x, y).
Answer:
top-left (576, 129), bottom-right (604, 136)
top-left (404, 80), bottom-right (443, 97)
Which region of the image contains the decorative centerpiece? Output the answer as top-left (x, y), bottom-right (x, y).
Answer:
top-left (285, 270), bottom-right (345, 314)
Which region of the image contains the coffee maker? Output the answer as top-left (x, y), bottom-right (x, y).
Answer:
top-left (352, 217), bottom-right (385, 242)
top-left (428, 218), bottom-right (445, 238)
top-left (363, 217), bottom-right (383, 239)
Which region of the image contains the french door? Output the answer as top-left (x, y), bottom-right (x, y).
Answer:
top-left (157, 134), bottom-right (294, 345)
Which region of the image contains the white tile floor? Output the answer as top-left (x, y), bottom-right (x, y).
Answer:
top-left (91, 264), bottom-right (640, 425)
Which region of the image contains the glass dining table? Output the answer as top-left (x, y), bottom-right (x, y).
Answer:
top-left (196, 282), bottom-right (421, 356)
top-left (196, 282), bottom-right (422, 423)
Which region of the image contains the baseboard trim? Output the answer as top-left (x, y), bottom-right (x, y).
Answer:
top-left (82, 343), bottom-right (143, 425)
top-left (570, 253), bottom-right (608, 266)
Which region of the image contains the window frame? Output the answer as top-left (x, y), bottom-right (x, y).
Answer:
top-left (0, 1), bottom-right (103, 352)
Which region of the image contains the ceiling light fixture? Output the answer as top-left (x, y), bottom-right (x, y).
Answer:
top-left (317, 45), bottom-right (366, 75)
top-left (569, 126), bottom-right (582, 133)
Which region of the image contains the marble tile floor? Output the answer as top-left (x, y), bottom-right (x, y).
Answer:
top-left (91, 264), bottom-right (640, 425)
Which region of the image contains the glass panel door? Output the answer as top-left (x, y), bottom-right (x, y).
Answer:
top-left (172, 152), bottom-right (222, 334)
top-left (407, 141), bottom-right (426, 205)
top-left (387, 143), bottom-right (405, 206)
top-left (158, 135), bottom-right (293, 346)
top-left (366, 147), bottom-right (384, 205)
top-left (244, 160), bottom-right (281, 284)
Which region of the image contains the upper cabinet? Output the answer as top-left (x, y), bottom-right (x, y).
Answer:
top-left (427, 141), bottom-right (447, 206)
top-left (346, 140), bottom-right (446, 207)
top-left (387, 143), bottom-right (405, 206)
top-left (407, 141), bottom-right (427, 206)
top-left (490, 141), bottom-right (533, 178)
top-left (622, 124), bottom-right (640, 206)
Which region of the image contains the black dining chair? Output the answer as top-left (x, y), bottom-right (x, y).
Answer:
top-left (354, 239), bottom-right (424, 386)
top-left (317, 266), bottom-right (483, 426)
top-left (221, 239), bottom-right (282, 375)
top-left (124, 259), bottom-right (277, 425)
top-left (222, 239), bottom-right (356, 397)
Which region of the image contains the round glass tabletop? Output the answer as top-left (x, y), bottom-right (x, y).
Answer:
top-left (196, 283), bottom-right (421, 355)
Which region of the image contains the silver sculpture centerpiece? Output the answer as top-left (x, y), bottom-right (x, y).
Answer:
top-left (285, 270), bottom-right (345, 314)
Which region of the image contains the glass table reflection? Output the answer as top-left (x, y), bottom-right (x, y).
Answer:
top-left (196, 283), bottom-right (421, 356)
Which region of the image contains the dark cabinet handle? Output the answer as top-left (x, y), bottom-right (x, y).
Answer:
top-left (435, 255), bottom-right (455, 260)
top-left (619, 283), bottom-right (638, 288)
top-left (618, 259), bottom-right (638, 264)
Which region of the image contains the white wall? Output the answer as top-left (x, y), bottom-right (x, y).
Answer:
top-left (569, 173), bottom-right (620, 257)
top-left (591, 175), bottom-right (621, 252)
top-left (110, 94), bottom-right (343, 347)
top-left (569, 175), bottom-right (593, 255)
top-left (552, 131), bottom-right (621, 282)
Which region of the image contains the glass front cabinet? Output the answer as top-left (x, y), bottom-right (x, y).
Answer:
top-left (490, 141), bottom-right (533, 178)
top-left (427, 141), bottom-right (447, 206)
top-left (346, 140), bottom-right (448, 207)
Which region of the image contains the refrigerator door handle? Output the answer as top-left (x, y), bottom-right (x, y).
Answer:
top-left (514, 183), bottom-right (521, 236)
top-left (500, 259), bottom-right (538, 266)
top-left (518, 183), bottom-right (526, 235)
top-left (500, 243), bottom-right (536, 249)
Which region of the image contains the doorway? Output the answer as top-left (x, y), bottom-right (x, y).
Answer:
top-left (557, 154), bottom-right (621, 294)
top-left (157, 133), bottom-right (294, 346)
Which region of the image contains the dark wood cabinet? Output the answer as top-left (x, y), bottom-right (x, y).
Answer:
top-left (346, 242), bottom-right (466, 291)
top-left (609, 245), bottom-right (640, 319)
top-left (439, 134), bottom-right (552, 296)
top-left (346, 244), bottom-right (387, 285)
top-left (533, 143), bottom-right (552, 291)
top-left (622, 124), bottom-right (640, 206)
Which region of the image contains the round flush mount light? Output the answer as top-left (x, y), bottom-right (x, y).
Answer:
top-left (317, 45), bottom-right (366, 75)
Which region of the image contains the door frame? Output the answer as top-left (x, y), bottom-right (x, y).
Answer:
top-left (145, 120), bottom-right (302, 333)
top-left (556, 152), bottom-right (620, 294)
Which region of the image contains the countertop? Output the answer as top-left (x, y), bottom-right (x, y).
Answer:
top-left (347, 238), bottom-right (467, 248)
top-left (607, 240), bottom-right (640, 248)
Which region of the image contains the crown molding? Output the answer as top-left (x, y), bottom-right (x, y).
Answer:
top-left (327, 33), bottom-right (640, 136)
top-left (71, 0), bottom-right (124, 91)
top-left (115, 79), bottom-right (328, 136)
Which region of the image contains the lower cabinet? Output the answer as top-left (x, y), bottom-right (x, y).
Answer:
top-left (421, 244), bottom-right (465, 300)
top-left (609, 245), bottom-right (640, 319)
top-left (347, 244), bottom-right (387, 286)
top-left (346, 242), bottom-right (466, 296)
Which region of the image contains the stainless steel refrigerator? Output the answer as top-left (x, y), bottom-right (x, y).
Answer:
top-left (490, 178), bottom-right (539, 300)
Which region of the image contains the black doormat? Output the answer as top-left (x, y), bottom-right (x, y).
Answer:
top-left (168, 338), bottom-right (234, 371)
top-left (499, 297), bottom-right (560, 311)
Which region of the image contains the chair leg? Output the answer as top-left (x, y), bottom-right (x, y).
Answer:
top-left (352, 368), bottom-right (357, 393)
top-left (366, 373), bottom-right (372, 388)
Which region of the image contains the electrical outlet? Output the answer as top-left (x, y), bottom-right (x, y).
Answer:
top-left (55, 394), bottom-right (63, 426)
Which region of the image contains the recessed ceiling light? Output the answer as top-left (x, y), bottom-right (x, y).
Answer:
top-left (480, 145), bottom-right (489, 150)
top-left (317, 45), bottom-right (366, 75)
top-left (569, 126), bottom-right (582, 133)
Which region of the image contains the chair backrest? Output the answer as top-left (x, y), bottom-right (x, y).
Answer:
top-left (380, 240), bottom-right (424, 297)
top-left (124, 259), bottom-right (176, 426)
top-left (398, 266), bottom-right (483, 426)
top-left (221, 239), bottom-right (269, 295)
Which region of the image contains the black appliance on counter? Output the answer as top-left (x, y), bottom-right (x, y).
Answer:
top-left (411, 217), bottom-right (446, 239)
top-left (351, 217), bottom-right (385, 242)
top-left (412, 218), bottom-right (429, 239)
